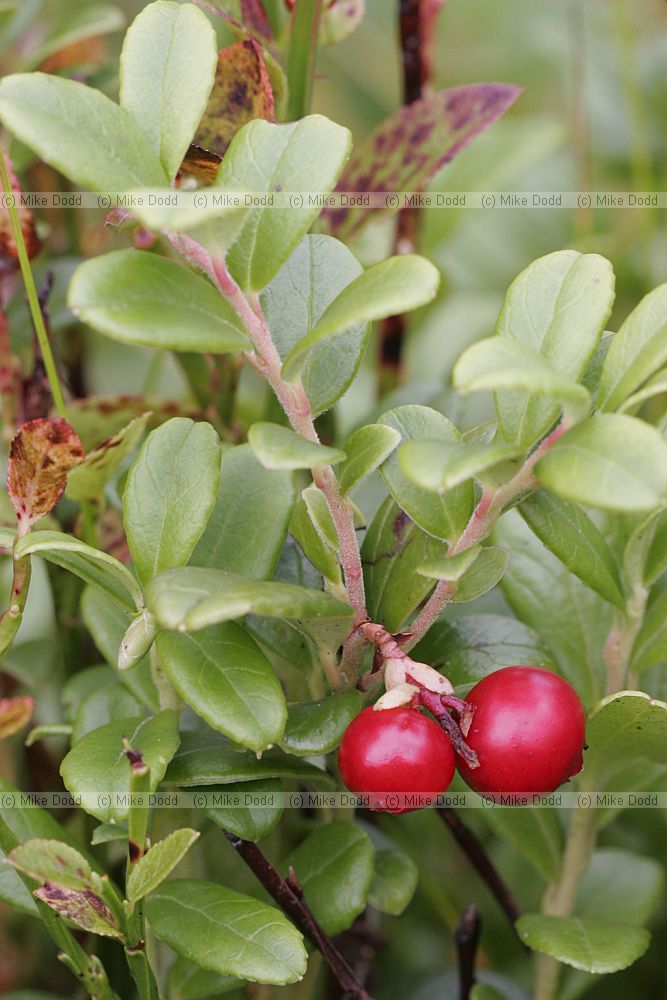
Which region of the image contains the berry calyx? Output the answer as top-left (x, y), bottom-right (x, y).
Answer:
top-left (338, 705), bottom-right (455, 814)
top-left (456, 666), bottom-right (586, 795)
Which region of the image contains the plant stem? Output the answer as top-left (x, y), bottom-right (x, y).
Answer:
top-left (533, 584), bottom-right (648, 1000)
top-left (224, 832), bottom-right (373, 999)
top-left (149, 645), bottom-right (181, 711)
top-left (286, 0), bottom-right (323, 121)
top-left (455, 904), bottom-right (482, 1000)
top-left (0, 815), bottom-right (122, 1000)
top-left (437, 808), bottom-right (524, 939)
top-left (404, 420), bottom-right (569, 650)
top-left (124, 750), bottom-right (160, 1000)
top-left (0, 150), bottom-right (67, 418)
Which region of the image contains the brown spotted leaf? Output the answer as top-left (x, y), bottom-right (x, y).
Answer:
top-left (7, 418), bottom-right (84, 533)
top-left (0, 153), bottom-right (41, 270)
top-left (34, 882), bottom-right (123, 939)
top-left (321, 83), bottom-right (522, 240)
top-left (194, 40), bottom-right (275, 158)
top-left (7, 839), bottom-right (97, 891)
top-left (0, 696), bottom-right (34, 738)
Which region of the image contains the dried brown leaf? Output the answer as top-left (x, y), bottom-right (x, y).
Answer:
top-left (7, 418), bottom-right (84, 533)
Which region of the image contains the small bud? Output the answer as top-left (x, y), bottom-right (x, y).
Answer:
top-left (374, 683), bottom-right (419, 710)
top-left (118, 611), bottom-right (156, 671)
top-left (404, 659), bottom-right (454, 695)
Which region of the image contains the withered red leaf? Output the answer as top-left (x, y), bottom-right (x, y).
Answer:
top-left (193, 40), bottom-right (275, 159)
top-left (7, 418), bottom-right (84, 533)
top-left (0, 153), bottom-right (41, 271)
top-left (321, 83), bottom-right (521, 240)
top-left (0, 696), bottom-right (35, 739)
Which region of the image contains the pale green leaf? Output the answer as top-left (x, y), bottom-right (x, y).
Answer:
top-left (69, 250), bottom-right (250, 353)
top-left (586, 691), bottom-right (667, 773)
top-left (0, 72), bottom-right (167, 189)
top-left (282, 255), bottom-right (440, 380)
top-left (339, 424), bottom-right (402, 496)
top-left (399, 439), bottom-right (522, 493)
top-left (126, 828), bottom-right (199, 903)
top-left (598, 282), bottom-right (667, 411)
top-left (120, 0), bottom-right (217, 180)
top-left (66, 413), bottom-right (150, 502)
top-left (516, 914), bottom-right (649, 974)
top-left (248, 422), bottom-right (345, 470)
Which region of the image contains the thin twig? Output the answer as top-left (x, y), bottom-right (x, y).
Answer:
top-left (455, 904), bottom-right (481, 1000)
top-left (437, 809), bottom-right (524, 941)
top-left (224, 832), bottom-right (373, 999)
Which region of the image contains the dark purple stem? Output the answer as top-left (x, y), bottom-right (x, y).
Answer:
top-left (224, 833), bottom-right (373, 999)
top-left (455, 904), bottom-right (481, 1000)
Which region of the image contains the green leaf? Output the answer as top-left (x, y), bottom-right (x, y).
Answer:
top-left (535, 414), bottom-right (667, 512)
top-left (519, 492), bottom-right (624, 608)
top-left (283, 822), bottom-right (374, 935)
top-left (412, 614), bottom-right (555, 687)
top-left (248, 422), bottom-right (345, 470)
top-left (586, 691), bottom-right (667, 774)
top-left (126, 828), bottom-right (199, 903)
top-left (302, 485), bottom-right (338, 549)
top-left (72, 682), bottom-right (144, 743)
top-left (361, 497), bottom-right (442, 632)
top-left (156, 624), bottom-right (287, 751)
top-left (168, 955), bottom-right (242, 1000)
top-left (379, 406), bottom-right (474, 541)
top-left (631, 582), bottom-right (667, 673)
top-left (418, 546), bottom-right (509, 603)
top-left (66, 413), bottom-right (149, 502)
top-left (414, 546), bottom-right (482, 583)
top-left (261, 234), bottom-right (369, 415)
top-left (191, 444), bottom-right (294, 580)
top-left (289, 495), bottom-right (342, 584)
top-left (618, 367), bottom-right (667, 414)
top-left (119, 0), bottom-right (217, 180)
top-left (492, 251), bottom-right (614, 448)
top-left (598, 282), bottom-right (667, 411)
top-left (145, 566), bottom-right (353, 634)
top-left (623, 509), bottom-right (667, 589)
top-left (645, 510), bottom-right (667, 585)
top-left (279, 691), bottom-right (361, 756)
top-left (0, 72), bottom-right (167, 190)
top-left (124, 418), bottom-right (221, 584)
top-left (453, 336), bottom-right (592, 428)
top-left (399, 439), bottom-right (522, 493)
top-left (14, 530), bottom-right (142, 611)
top-left (92, 823), bottom-right (129, 846)
top-left (69, 250), bottom-right (250, 354)
top-left (516, 914), bottom-right (649, 974)
top-left (574, 849), bottom-right (664, 926)
top-left (281, 255), bottom-right (440, 380)
top-left (60, 711), bottom-right (180, 821)
top-left (164, 730), bottom-right (334, 788)
top-left (145, 880), bottom-right (307, 984)
top-left (495, 511), bottom-right (608, 705)
top-left (222, 115), bottom-right (351, 291)
top-left (201, 779), bottom-right (284, 841)
top-left (339, 424), bottom-right (402, 496)
top-left (81, 586), bottom-right (159, 711)
top-left (367, 847), bottom-right (418, 916)
top-left (478, 808), bottom-right (563, 881)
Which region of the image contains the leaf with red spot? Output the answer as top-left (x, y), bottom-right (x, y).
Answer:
top-left (7, 418), bottom-right (84, 533)
top-left (0, 153), bottom-right (41, 269)
top-left (0, 696), bottom-right (34, 739)
top-left (321, 83), bottom-right (522, 240)
top-left (194, 40), bottom-right (275, 158)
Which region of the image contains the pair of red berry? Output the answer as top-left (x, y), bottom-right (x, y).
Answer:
top-left (338, 667), bottom-right (586, 812)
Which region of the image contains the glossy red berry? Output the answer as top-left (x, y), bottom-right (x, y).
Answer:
top-left (338, 706), bottom-right (455, 813)
top-left (457, 666), bottom-right (586, 795)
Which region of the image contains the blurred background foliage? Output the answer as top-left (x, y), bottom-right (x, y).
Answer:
top-left (1, 1), bottom-right (667, 998)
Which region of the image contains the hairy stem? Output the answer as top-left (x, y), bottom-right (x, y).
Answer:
top-left (0, 151), bottom-right (67, 418)
top-left (224, 832), bottom-right (373, 999)
top-left (404, 421), bottom-right (570, 650)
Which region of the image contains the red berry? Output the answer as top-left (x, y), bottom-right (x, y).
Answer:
top-left (338, 706), bottom-right (455, 814)
top-left (457, 666), bottom-right (586, 795)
